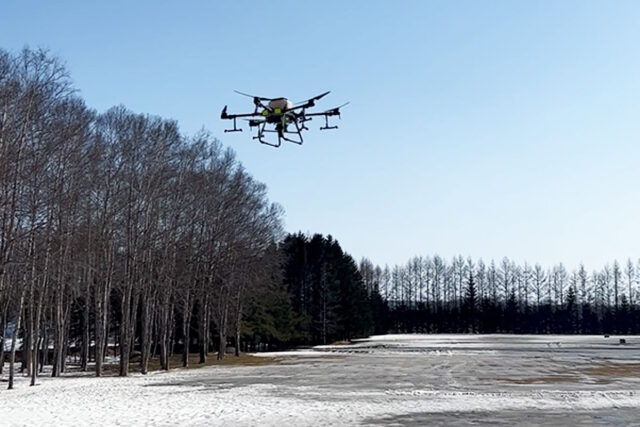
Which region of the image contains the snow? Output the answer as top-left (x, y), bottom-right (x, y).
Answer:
top-left (2, 334), bottom-right (640, 425)
top-left (2, 337), bottom-right (21, 352)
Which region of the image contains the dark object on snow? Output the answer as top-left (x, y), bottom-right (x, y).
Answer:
top-left (604, 335), bottom-right (610, 338)
top-left (619, 338), bottom-right (626, 345)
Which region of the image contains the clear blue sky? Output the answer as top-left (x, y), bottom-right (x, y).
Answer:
top-left (2, 1), bottom-right (640, 270)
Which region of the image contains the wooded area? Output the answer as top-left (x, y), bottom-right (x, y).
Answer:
top-left (362, 255), bottom-right (640, 335)
top-left (280, 233), bottom-right (385, 345)
top-left (0, 48), bottom-right (288, 389)
top-left (0, 48), bottom-right (379, 391)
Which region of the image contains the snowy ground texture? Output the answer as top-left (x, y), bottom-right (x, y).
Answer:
top-left (3, 334), bottom-right (640, 426)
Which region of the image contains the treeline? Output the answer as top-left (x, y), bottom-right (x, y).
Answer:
top-left (0, 48), bottom-right (381, 391)
top-left (279, 233), bottom-right (386, 345)
top-left (360, 255), bottom-right (640, 334)
top-left (0, 48), bottom-right (283, 389)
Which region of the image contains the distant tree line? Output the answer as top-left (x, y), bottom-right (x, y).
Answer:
top-left (360, 255), bottom-right (640, 335)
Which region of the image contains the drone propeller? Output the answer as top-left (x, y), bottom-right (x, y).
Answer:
top-left (295, 91), bottom-right (331, 105)
top-left (234, 90), bottom-right (273, 101)
top-left (323, 102), bottom-right (350, 115)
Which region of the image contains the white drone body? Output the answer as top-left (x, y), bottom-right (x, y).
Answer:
top-left (267, 98), bottom-right (293, 111)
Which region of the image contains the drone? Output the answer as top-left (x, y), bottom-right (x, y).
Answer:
top-left (221, 91), bottom-right (348, 147)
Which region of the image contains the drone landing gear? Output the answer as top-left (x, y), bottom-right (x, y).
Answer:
top-left (253, 122), bottom-right (281, 147)
top-left (320, 114), bottom-right (338, 131)
top-left (299, 116), bottom-right (312, 131)
top-left (253, 118), bottom-right (304, 148)
top-left (281, 119), bottom-right (304, 145)
top-left (224, 116), bottom-right (242, 133)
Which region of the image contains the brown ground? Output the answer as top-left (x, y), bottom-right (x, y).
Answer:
top-left (94, 353), bottom-right (280, 376)
top-left (495, 361), bottom-right (640, 385)
top-left (579, 362), bottom-right (640, 377)
top-left (497, 375), bottom-right (578, 384)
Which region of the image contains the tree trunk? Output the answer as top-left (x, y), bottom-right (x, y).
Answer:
top-left (199, 296), bottom-right (209, 364)
top-left (119, 276), bottom-right (134, 376)
top-left (182, 294), bottom-right (192, 368)
top-left (23, 307), bottom-right (31, 376)
top-left (8, 288), bottom-right (26, 390)
top-left (169, 311), bottom-right (176, 358)
top-left (30, 299), bottom-right (44, 386)
top-left (234, 299), bottom-right (242, 357)
top-left (158, 297), bottom-right (172, 371)
top-left (40, 312), bottom-right (48, 373)
top-left (140, 289), bottom-right (155, 374)
top-left (234, 329), bottom-right (240, 357)
top-left (95, 274), bottom-right (110, 377)
top-left (0, 305), bottom-right (7, 375)
top-left (218, 328), bottom-right (226, 361)
top-left (61, 307), bottom-right (71, 373)
top-left (81, 276), bottom-right (90, 371)
top-left (52, 287), bottom-right (65, 377)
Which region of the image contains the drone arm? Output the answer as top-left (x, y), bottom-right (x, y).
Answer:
top-left (304, 105), bottom-right (344, 117)
top-left (304, 111), bottom-right (339, 117)
top-left (221, 108), bottom-right (261, 133)
top-left (303, 109), bottom-right (342, 130)
top-left (221, 110), bottom-right (263, 119)
top-left (305, 102), bottom-right (348, 129)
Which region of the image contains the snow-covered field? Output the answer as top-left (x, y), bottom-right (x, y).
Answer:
top-left (2, 334), bottom-right (640, 426)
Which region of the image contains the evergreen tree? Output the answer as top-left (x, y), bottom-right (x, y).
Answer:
top-left (281, 233), bottom-right (381, 345)
top-left (464, 272), bottom-right (477, 333)
top-left (243, 270), bottom-right (306, 347)
top-left (617, 294), bottom-right (630, 334)
top-left (504, 290), bottom-right (519, 332)
top-left (565, 285), bottom-right (579, 333)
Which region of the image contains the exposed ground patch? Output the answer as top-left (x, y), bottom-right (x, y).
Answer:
top-left (496, 375), bottom-right (578, 384)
